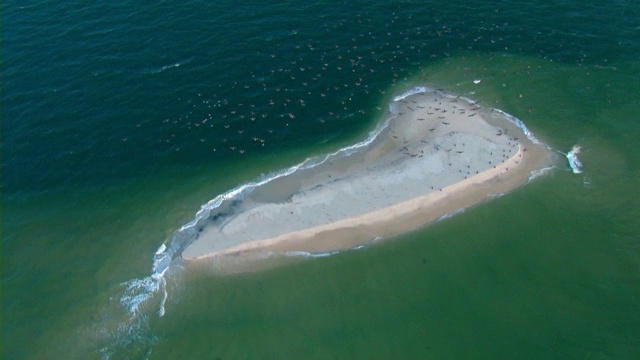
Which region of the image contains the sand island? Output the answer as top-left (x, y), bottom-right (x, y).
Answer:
top-left (177, 86), bottom-right (554, 269)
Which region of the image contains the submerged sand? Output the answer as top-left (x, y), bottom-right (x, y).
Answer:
top-left (181, 87), bottom-right (554, 266)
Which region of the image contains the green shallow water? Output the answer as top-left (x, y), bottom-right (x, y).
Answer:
top-left (161, 179), bottom-right (638, 359)
top-left (3, 1), bottom-right (640, 359)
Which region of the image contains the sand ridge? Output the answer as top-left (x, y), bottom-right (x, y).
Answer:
top-left (181, 88), bottom-right (553, 264)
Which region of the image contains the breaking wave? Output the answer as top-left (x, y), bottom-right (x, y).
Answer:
top-left (566, 145), bottom-right (583, 173)
top-left (490, 108), bottom-right (550, 148)
top-left (393, 86), bottom-right (429, 101)
top-left (528, 166), bottom-right (555, 182)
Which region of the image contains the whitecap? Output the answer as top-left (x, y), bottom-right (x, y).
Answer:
top-left (437, 208), bottom-right (466, 222)
top-left (566, 145), bottom-right (583, 174)
top-left (528, 166), bottom-right (555, 182)
top-left (393, 86), bottom-right (428, 101)
top-left (283, 250), bottom-right (338, 258)
top-left (490, 108), bottom-right (549, 148)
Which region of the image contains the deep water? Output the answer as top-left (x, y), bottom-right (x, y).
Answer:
top-left (2, 1), bottom-right (639, 358)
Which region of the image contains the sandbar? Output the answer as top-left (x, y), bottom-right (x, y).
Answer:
top-left (180, 87), bottom-right (554, 267)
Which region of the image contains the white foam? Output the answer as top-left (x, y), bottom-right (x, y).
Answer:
top-left (491, 108), bottom-right (548, 148)
top-left (156, 275), bottom-right (168, 317)
top-left (487, 193), bottom-right (506, 200)
top-left (282, 243), bottom-right (368, 258)
top-left (283, 250), bottom-right (338, 258)
top-left (528, 166), bottom-right (555, 182)
top-left (119, 275), bottom-right (165, 316)
top-left (393, 86), bottom-right (428, 102)
top-left (154, 244), bottom-right (166, 255)
top-left (437, 208), bottom-right (466, 222)
top-left (97, 303), bottom-right (158, 360)
top-left (566, 145), bottom-right (583, 174)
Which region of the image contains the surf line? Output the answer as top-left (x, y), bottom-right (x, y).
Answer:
top-left (492, 108), bottom-right (582, 174)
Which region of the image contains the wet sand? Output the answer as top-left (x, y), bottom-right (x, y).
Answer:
top-left (181, 87), bottom-right (554, 265)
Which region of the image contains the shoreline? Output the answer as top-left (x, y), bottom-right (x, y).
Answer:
top-left (180, 87), bottom-right (555, 268)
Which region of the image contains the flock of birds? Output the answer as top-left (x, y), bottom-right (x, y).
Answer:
top-left (140, 8), bottom-right (520, 159)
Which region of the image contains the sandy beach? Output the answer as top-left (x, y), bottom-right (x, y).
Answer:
top-left (181, 87), bottom-right (554, 267)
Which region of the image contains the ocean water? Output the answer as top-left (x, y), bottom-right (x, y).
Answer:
top-left (2, 0), bottom-right (639, 359)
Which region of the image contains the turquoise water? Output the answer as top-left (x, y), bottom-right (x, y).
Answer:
top-left (3, 1), bottom-right (639, 359)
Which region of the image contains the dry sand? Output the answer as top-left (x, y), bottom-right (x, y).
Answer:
top-left (181, 87), bottom-right (554, 268)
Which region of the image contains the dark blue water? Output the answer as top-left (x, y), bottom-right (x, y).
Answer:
top-left (3, 1), bottom-right (640, 358)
